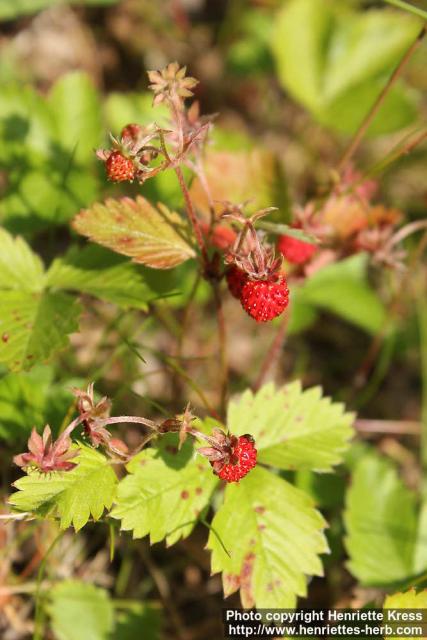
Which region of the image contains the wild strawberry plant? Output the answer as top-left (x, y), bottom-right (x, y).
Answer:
top-left (0, 3), bottom-right (427, 634)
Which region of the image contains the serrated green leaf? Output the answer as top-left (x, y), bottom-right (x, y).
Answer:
top-left (271, 0), bottom-right (421, 134)
top-left (0, 290), bottom-right (81, 372)
top-left (297, 254), bottom-right (387, 334)
top-left (47, 245), bottom-right (153, 310)
top-left (73, 196), bottom-right (196, 269)
top-left (384, 589), bottom-right (427, 640)
top-left (9, 445), bottom-right (118, 531)
top-left (48, 580), bottom-right (114, 640)
top-left (227, 382), bottom-right (354, 472)
top-left (384, 587), bottom-right (427, 609)
top-left (345, 450), bottom-right (422, 585)
top-left (111, 435), bottom-right (218, 545)
top-left (49, 72), bottom-right (103, 164)
top-left (207, 466), bottom-right (328, 608)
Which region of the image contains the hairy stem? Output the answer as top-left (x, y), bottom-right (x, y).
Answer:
top-left (337, 25), bottom-right (426, 173)
top-left (98, 416), bottom-right (160, 429)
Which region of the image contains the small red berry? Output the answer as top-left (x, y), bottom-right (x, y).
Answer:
top-left (226, 265), bottom-right (248, 299)
top-left (121, 123), bottom-right (143, 144)
top-left (240, 275), bottom-right (289, 322)
top-left (105, 151), bottom-right (135, 182)
top-left (201, 222), bottom-right (237, 252)
top-left (217, 435), bottom-right (257, 483)
top-left (277, 232), bottom-right (316, 265)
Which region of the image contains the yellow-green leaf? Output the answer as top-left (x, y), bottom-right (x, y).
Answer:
top-left (207, 466), bottom-right (328, 608)
top-left (73, 196), bottom-right (196, 269)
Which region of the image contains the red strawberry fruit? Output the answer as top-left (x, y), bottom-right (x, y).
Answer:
top-left (201, 222), bottom-right (237, 252)
top-left (277, 232), bottom-right (316, 265)
top-left (121, 123), bottom-right (143, 144)
top-left (105, 151), bottom-right (135, 182)
top-left (216, 435), bottom-right (257, 483)
top-left (240, 275), bottom-right (289, 322)
top-left (226, 265), bottom-right (248, 299)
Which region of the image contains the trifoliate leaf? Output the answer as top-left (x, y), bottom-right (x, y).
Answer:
top-left (227, 382), bottom-right (354, 472)
top-left (345, 450), bottom-right (423, 585)
top-left (46, 245), bottom-right (153, 310)
top-left (111, 435), bottom-right (218, 545)
top-left (207, 466), bottom-right (328, 608)
top-left (48, 580), bottom-right (114, 640)
top-left (72, 196), bottom-right (196, 269)
top-left (9, 445), bottom-right (118, 531)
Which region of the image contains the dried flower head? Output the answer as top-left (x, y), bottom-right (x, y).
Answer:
top-left (148, 62), bottom-right (198, 106)
top-left (72, 383), bottom-right (112, 448)
top-left (14, 425), bottom-right (78, 473)
top-left (355, 226), bottom-right (406, 270)
top-left (158, 403), bottom-right (196, 449)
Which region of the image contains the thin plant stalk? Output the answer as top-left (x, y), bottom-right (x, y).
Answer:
top-left (337, 25), bottom-right (426, 174)
top-left (175, 165), bottom-right (209, 265)
top-left (383, 0), bottom-right (427, 21)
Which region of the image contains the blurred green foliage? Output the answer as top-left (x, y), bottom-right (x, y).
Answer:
top-left (272, 0), bottom-right (422, 134)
